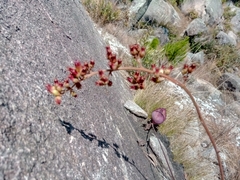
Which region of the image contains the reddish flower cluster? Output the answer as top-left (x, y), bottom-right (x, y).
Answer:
top-left (46, 60), bottom-right (95, 104)
top-left (68, 61), bottom-right (95, 81)
top-left (127, 71), bottom-right (145, 90)
top-left (95, 70), bottom-right (113, 86)
top-left (106, 46), bottom-right (122, 71)
top-left (129, 44), bottom-right (146, 59)
top-left (151, 64), bottom-right (173, 83)
top-left (181, 63), bottom-right (197, 81)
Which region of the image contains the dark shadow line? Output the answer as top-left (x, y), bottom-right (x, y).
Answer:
top-left (59, 119), bottom-right (148, 180)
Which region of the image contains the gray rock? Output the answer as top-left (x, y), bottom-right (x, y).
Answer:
top-left (181, 0), bottom-right (223, 25)
top-left (222, 101), bottom-right (240, 118)
top-left (217, 73), bottom-right (240, 92)
top-left (188, 79), bottom-right (223, 104)
top-left (149, 135), bottom-right (175, 178)
top-left (153, 26), bottom-right (170, 45)
top-left (204, 0), bottom-right (223, 25)
top-left (0, 1), bottom-right (171, 179)
top-left (130, 0), bottom-right (180, 27)
top-left (228, 3), bottom-right (240, 33)
top-left (187, 51), bottom-right (205, 65)
top-left (216, 31), bottom-right (237, 46)
top-left (228, 31), bottom-right (238, 44)
top-left (185, 18), bottom-right (207, 36)
top-left (124, 100), bottom-right (148, 118)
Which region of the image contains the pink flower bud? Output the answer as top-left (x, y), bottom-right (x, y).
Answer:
top-left (74, 61), bottom-right (81, 69)
top-left (46, 84), bottom-right (53, 93)
top-left (164, 66), bottom-right (173, 75)
top-left (46, 84), bottom-right (61, 96)
top-left (63, 80), bottom-right (70, 88)
top-left (69, 75), bottom-right (79, 83)
top-left (139, 47), bottom-right (145, 58)
top-left (55, 96), bottom-right (62, 104)
top-left (70, 91), bottom-right (77, 97)
top-left (151, 108), bottom-right (167, 125)
top-left (89, 60), bottom-right (95, 68)
top-left (108, 81), bottom-right (113, 86)
top-left (52, 88), bottom-right (61, 96)
top-left (127, 77), bottom-right (133, 83)
top-left (98, 70), bottom-right (104, 76)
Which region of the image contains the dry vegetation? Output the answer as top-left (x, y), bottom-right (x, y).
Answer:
top-left (81, 0), bottom-right (240, 179)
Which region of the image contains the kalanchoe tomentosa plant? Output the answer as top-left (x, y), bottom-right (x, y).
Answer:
top-left (46, 44), bottom-right (225, 180)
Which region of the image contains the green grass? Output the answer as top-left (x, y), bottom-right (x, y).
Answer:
top-left (82, 0), bottom-right (120, 25)
top-left (163, 37), bottom-right (190, 65)
top-left (133, 81), bottom-right (212, 179)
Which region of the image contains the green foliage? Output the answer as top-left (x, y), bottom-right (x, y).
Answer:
top-left (190, 36), bottom-right (240, 72)
top-left (163, 37), bottom-right (190, 65)
top-left (139, 36), bottom-right (164, 69)
top-left (188, 11), bottom-right (198, 19)
top-left (82, 0), bottom-right (120, 25)
top-left (223, 6), bottom-right (236, 31)
top-left (223, 7), bottom-right (236, 20)
top-left (168, 0), bottom-right (184, 6)
top-left (213, 45), bottom-right (240, 72)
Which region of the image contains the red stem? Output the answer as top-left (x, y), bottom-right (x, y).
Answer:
top-left (72, 66), bottom-right (225, 180)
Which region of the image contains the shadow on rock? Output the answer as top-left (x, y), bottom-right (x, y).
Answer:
top-left (59, 119), bottom-right (149, 180)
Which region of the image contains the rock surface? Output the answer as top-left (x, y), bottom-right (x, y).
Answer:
top-left (185, 18), bottom-right (207, 36)
top-left (124, 100), bottom-right (148, 118)
top-left (181, 0), bottom-right (223, 25)
top-left (130, 0), bottom-right (180, 26)
top-left (216, 31), bottom-right (237, 46)
top-left (217, 72), bottom-right (240, 92)
top-left (0, 1), bottom-right (186, 179)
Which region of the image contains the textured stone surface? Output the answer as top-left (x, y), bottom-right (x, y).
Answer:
top-left (130, 0), bottom-right (180, 26)
top-left (216, 31), bottom-right (237, 46)
top-left (181, 0), bottom-right (223, 25)
top-left (0, 1), bottom-right (184, 179)
top-left (217, 73), bottom-right (240, 92)
top-left (186, 51), bottom-right (205, 65)
top-left (185, 18), bottom-right (207, 36)
top-left (124, 100), bottom-right (148, 118)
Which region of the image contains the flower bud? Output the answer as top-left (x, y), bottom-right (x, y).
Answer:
top-left (52, 88), bottom-right (61, 96)
top-left (139, 47), bottom-right (145, 58)
top-left (151, 108), bottom-right (166, 125)
top-left (108, 81), bottom-right (113, 86)
top-left (55, 96), bottom-right (62, 105)
top-left (70, 91), bottom-right (77, 97)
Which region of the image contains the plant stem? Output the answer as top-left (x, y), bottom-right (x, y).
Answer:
top-left (80, 65), bottom-right (225, 180)
top-left (119, 66), bottom-right (225, 180)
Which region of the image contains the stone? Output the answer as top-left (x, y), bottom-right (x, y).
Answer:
top-left (181, 0), bottom-right (223, 25)
top-left (124, 100), bottom-right (148, 118)
top-left (185, 18), bottom-right (207, 36)
top-left (130, 0), bottom-right (180, 27)
top-left (153, 26), bottom-right (170, 45)
top-left (217, 73), bottom-right (240, 92)
top-left (0, 1), bottom-right (167, 179)
top-left (188, 79), bottom-right (223, 103)
top-left (149, 135), bottom-right (185, 180)
top-left (187, 51), bottom-right (205, 65)
top-left (216, 31), bottom-right (237, 46)
top-left (230, 5), bottom-right (240, 33)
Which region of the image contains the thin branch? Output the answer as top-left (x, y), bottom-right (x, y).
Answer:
top-left (48, 64), bottom-right (225, 180)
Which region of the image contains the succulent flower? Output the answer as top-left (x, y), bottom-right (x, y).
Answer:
top-left (127, 71), bottom-right (145, 90)
top-left (95, 70), bottom-right (112, 86)
top-left (151, 108), bottom-right (167, 125)
top-left (129, 44), bottom-right (145, 59)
